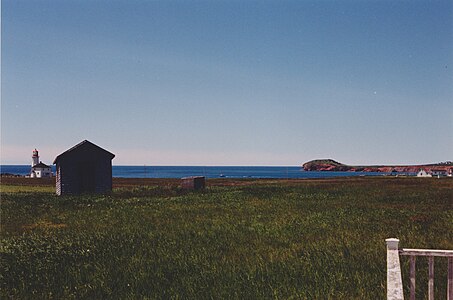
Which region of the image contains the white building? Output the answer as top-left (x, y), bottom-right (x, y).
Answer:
top-left (416, 169), bottom-right (432, 178)
top-left (431, 169), bottom-right (447, 177)
top-left (30, 149), bottom-right (52, 178)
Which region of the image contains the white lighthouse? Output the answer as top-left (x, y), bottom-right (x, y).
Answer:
top-left (30, 149), bottom-right (52, 178)
top-left (32, 149), bottom-right (40, 167)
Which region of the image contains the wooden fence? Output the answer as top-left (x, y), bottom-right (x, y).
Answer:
top-left (386, 238), bottom-right (453, 300)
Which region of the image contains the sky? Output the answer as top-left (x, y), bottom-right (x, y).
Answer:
top-left (2, 0), bottom-right (452, 166)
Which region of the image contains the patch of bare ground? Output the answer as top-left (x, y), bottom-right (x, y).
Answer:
top-left (2, 175), bottom-right (452, 190)
top-left (0, 177), bottom-right (55, 186)
top-left (22, 221), bottom-right (67, 230)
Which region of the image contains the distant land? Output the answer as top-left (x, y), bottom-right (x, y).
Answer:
top-left (302, 159), bottom-right (453, 173)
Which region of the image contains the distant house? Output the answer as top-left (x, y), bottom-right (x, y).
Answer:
top-left (416, 169), bottom-right (432, 178)
top-left (31, 162), bottom-right (53, 178)
top-left (431, 169), bottom-right (447, 177)
top-left (53, 140), bottom-right (115, 195)
top-left (30, 149), bottom-right (52, 178)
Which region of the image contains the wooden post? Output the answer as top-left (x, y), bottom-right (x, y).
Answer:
top-left (428, 256), bottom-right (434, 300)
top-left (410, 256), bottom-right (416, 300)
top-left (448, 257), bottom-right (452, 300)
top-left (386, 238), bottom-right (404, 300)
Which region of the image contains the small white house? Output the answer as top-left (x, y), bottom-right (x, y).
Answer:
top-left (416, 169), bottom-right (432, 178)
top-left (30, 149), bottom-right (52, 178)
top-left (431, 169), bottom-right (447, 177)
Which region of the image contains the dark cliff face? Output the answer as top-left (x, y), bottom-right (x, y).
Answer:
top-left (302, 159), bottom-right (453, 173)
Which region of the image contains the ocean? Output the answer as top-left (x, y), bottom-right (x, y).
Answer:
top-left (1, 165), bottom-right (387, 179)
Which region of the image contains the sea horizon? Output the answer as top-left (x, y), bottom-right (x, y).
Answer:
top-left (1, 164), bottom-right (396, 179)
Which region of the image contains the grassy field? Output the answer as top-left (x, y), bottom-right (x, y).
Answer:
top-left (1, 177), bottom-right (452, 299)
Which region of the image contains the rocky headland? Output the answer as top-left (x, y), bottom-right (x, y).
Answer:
top-left (302, 159), bottom-right (453, 173)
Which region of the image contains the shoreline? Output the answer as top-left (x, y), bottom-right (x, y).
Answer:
top-left (1, 175), bottom-right (447, 190)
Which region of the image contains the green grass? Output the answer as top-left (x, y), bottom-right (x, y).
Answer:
top-left (1, 178), bottom-right (452, 299)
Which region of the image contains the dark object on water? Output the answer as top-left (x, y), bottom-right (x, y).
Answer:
top-left (53, 140), bottom-right (115, 195)
top-left (181, 176), bottom-right (205, 190)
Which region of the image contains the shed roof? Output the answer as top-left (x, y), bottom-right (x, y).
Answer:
top-left (53, 140), bottom-right (115, 164)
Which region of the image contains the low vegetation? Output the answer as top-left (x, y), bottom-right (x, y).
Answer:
top-left (1, 177), bottom-right (452, 299)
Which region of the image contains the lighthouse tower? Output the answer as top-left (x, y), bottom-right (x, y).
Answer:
top-left (32, 149), bottom-right (39, 167)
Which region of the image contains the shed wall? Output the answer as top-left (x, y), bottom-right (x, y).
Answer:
top-left (56, 151), bottom-right (113, 195)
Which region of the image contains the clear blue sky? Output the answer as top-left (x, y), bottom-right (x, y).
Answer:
top-left (2, 0), bottom-right (452, 166)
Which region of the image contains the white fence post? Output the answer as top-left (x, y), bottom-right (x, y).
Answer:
top-left (387, 238), bottom-right (404, 300)
top-left (448, 257), bottom-right (453, 300)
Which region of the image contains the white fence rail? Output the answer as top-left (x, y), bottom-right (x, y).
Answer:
top-left (386, 238), bottom-right (453, 300)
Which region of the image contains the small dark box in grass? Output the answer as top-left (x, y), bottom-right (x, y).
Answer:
top-left (181, 176), bottom-right (205, 190)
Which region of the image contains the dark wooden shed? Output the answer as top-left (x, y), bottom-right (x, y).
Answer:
top-left (53, 140), bottom-right (115, 195)
top-left (181, 176), bottom-right (206, 190)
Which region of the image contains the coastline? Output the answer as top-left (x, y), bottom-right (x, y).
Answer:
top-left (1, 165), bottom-right (394, 179)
